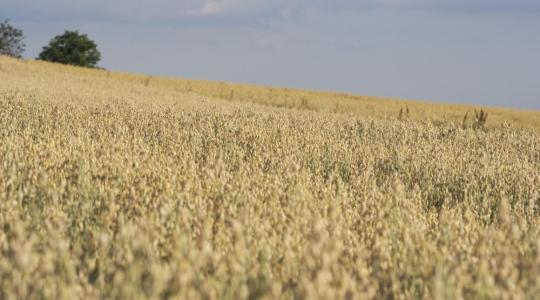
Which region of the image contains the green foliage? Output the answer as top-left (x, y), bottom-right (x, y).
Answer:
top-left (37, 30), bottom-right (101, 68)
top-left (0, 19), bottom-right (25, 58)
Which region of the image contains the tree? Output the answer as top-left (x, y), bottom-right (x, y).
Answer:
top-left (38, 30), bottom-right (101, 68)
top-left (0, 19), bottom-right (25, 58)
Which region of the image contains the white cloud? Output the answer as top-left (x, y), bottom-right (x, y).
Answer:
top-left (189, 2), bottom-right (224, 16)
top-left (187, 0), bottom-right (296, 17)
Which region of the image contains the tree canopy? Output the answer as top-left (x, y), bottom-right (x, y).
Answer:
top-left (38, 30), bottom-right (101, 68)
top-left (0, 19), bottom-right (25, 58)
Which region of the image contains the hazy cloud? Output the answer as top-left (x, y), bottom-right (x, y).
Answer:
top-left (2, 0), bottom-right (539, 23)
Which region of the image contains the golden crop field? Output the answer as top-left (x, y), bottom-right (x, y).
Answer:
top-left (1, 55), bottom-right (540, 299)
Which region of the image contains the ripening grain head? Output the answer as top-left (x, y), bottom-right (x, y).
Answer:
top-left (0, 55), bottom-right (539, 299)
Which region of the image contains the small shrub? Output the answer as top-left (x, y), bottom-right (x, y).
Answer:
top-left (474, 109), bottom-right (488, 130)
top-left (144, 76), bottom-right (152, 87)
top-left (398, 106), bottom-right (410, 121)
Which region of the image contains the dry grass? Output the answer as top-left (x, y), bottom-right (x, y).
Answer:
top-left (1, 55), bottom-right (540, 299)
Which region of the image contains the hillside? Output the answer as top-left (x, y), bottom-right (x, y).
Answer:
top-left (1, 56), bottom-right (539, 130)
top-left (1, 56), bottom-right (540, 299)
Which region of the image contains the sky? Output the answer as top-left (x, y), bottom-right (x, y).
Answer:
top-left (2, 0), bottom-right (539, 110)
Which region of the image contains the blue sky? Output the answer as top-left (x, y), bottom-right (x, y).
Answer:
top-left (2, 0), bottom-right (539, 109)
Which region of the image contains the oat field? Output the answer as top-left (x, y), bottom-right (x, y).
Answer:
top-left (1, 56), bottom-right (540, 299)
